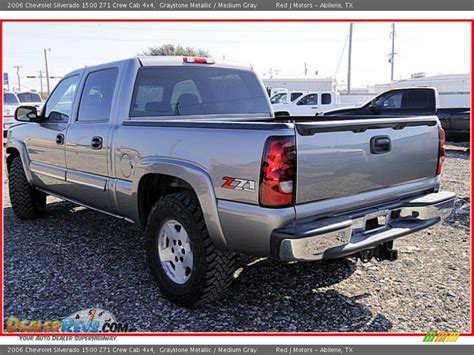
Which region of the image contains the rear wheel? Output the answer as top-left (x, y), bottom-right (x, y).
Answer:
top-left (9, 156), bottom-right (46, 219)
top-left (146, 191), bottom-right (236, 307)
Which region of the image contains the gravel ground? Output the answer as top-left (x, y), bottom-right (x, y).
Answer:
top-left (3, 149), bottom-right (470, 333)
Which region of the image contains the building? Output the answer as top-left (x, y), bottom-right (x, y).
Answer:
top-left (262, 77), bottom-right (335, 94)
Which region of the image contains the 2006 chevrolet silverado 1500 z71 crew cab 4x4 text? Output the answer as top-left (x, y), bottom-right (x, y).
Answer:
top-left (7, 57), bottom-right (455, 307)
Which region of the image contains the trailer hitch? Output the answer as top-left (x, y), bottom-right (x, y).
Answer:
top-left (354, 241), bottom-right (398, 263)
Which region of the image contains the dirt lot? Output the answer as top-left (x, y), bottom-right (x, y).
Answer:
top-left (3, 148), bottom-right (471, 333)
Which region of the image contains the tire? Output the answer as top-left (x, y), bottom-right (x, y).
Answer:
top-left (146, 191), bottom-right (236, 307)
top-left (9, 155), bottom-right (46, 219)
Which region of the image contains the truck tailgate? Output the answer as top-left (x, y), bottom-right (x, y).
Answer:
top-left (294, 117), bottom-right (440, 204)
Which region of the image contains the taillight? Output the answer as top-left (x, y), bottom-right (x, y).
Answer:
top-left (183, 56), bottom-right (215, 64)
top-left (260, 136), bottom-right (296, 207)
top-left (437, 126), bottom-right (446, 175)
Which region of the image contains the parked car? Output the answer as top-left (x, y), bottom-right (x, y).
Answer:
top-left (17, 92), bottom-right (44, 113)
top-left (6, 57), bottom-right (455, 307)
top-left (3, 92), bottom-right (21, 138)
top-left (437, 109), bottom-right (470, 141)
top-left (324, 88), bottom-right (470, 141)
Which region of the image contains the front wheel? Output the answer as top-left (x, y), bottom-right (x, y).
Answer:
top-left (9, 156), bottom-right (46, 220)
top-left (146, 191), bottom-right (236, 307)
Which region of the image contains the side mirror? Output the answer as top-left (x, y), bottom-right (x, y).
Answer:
top-left (15, 106), bottom-right (42, 122)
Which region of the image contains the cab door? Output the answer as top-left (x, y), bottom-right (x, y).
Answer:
top-left (293, 93), bottom-right (319, 116)
top-left (25, 74), bottom-right (81, 196)
top-left (64, 67), bottom-right (119, 212)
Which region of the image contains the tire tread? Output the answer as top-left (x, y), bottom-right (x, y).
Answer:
top-left (146, 191), bottom-right (236, 306)
top-left (9, 156), bottom-right (45, 220)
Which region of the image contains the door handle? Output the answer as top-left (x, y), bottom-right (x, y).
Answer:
top-left (311, 106), bottom-right (318, 109)
top-left (91, 136), bottom-right (103, 150)
top-left (56, 133), bottom-right (64, 145)
top-left (370, 136), bottom-right (391, 154)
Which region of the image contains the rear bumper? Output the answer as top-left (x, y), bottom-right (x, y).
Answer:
top-left (272, 191), bottom-right (455, 261)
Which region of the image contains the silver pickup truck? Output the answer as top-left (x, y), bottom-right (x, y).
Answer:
top-left (7, 56), bottom-right (455, 307)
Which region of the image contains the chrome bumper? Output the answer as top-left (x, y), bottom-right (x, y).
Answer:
top-left (274, 191), bottom-right (456, 261)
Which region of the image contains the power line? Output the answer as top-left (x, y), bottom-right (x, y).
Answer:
top-left (334, 27), bottom-right (350, 81)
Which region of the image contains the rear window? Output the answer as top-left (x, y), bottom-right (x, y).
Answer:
top-left (321, 93), bottom-right (332, 105)
top-left (403, 90), bottom-right (432, 109)
top-left (3, 93), bottom-right (19, 105)
top-left (130, 66), bottom-right (270, 117)
top-left (17, 92), bottom-right (43, 103)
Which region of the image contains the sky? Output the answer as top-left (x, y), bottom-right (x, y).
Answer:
top-left (3, 22), bottom-right (471, 92)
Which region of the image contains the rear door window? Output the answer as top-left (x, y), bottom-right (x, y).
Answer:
top-left (130, 66), bottom-right (270, 117)
top-left (290, 92), bottom-right (303, 101)
top-left (321, 93), bottom-right (332, 105)
top-left (77, 68), bottom-right (119, 122)
top-left (402, 89), bottom-right (432, 109)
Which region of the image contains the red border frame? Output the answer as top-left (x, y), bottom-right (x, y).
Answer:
top-left (0, 18), bottom-right (472, 338)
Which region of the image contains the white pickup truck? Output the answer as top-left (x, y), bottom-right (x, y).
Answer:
top-left (272, 91), bottom-right (341, 116)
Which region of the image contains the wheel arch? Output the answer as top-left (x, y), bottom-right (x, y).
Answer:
top-left (133, 158), bottom-right (227, 249)
top-left (5, 141), bottom-right (33, 184)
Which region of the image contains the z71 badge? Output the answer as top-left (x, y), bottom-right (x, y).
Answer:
top-left (222, 177), bottom-right (256, 192)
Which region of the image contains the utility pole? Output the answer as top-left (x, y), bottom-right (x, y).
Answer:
top-left (44, 48), bottom-right (51, 95)
top-left (304, 62), bottom-right (308, 76)
top-left (347, 23), bottom-right (353, 94)
top-left (389, 23), bottom-right (396, 82)
top-left (38, 70), bottom-right (44, 95)
top-left (14, 65), bottom-right (22, 91)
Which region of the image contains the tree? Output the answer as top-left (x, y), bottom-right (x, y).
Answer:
top-left (140, 44), bottom-right (210, 57)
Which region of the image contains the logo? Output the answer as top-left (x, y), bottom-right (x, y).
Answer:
top-left (222, 177), bottom-right (256, 192)
top-left (423, 331), bottom-right (460, 342)
top-left (5, 308), bottom-right (129, 333)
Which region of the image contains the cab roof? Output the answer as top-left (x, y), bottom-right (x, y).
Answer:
top-left (63, 56), bottom-right (253, 78)
top-left (138, 56), bottom-right (253, 71)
